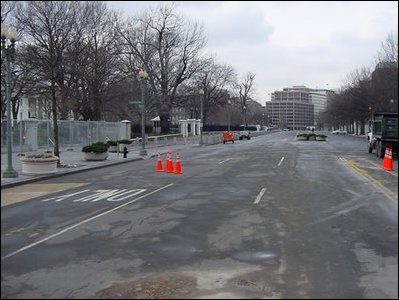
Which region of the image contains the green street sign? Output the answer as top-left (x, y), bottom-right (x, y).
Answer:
top-left (128, 100), bottom-right (142, 104)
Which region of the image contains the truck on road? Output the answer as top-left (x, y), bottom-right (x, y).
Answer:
top-left (368, 112), bottom-right (398, 158)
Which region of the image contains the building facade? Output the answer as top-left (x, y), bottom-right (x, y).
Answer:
top-left (266, 85), bottom-right (333, 129)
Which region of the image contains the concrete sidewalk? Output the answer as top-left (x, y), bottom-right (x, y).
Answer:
top-left (1, 144), bottom-right (195, 189)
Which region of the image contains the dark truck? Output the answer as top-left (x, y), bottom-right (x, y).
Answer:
top-left (368, 112), bottom-right (398, 158)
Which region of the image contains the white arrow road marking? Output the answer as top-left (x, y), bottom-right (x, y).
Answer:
top-left (254, 188), bottom-right (267, 204)
top-left (218, 158), bottom-right (231, 165)
top-left (42, 190), bottom-right (91, 202)
top-left (2, 183), bottom-right (174, 260)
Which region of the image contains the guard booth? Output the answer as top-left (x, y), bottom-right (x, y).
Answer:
top-left (179, 119), bottom-right (201, 137)
top-left (151, 116), bottom-right (161, 134)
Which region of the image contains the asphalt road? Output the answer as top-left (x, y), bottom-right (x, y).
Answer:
top-left (1, 131), bottom-right (398, 299)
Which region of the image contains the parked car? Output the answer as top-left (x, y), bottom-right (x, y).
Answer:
top-left (332, 129), bottom-right (347, 135)
top-left (221, 131), bottom-right (235, 144)
top-left (238, 130), bottom-right (251, 140)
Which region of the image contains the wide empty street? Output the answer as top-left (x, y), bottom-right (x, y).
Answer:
top-left (1, 131), bottom-right (398, 299)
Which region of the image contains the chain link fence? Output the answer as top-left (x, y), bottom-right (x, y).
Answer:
top-left (1, 119), bottom-right (121, 154)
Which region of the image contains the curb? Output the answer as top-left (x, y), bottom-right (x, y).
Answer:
top-left (1, 157), bottom-right (143, 189)
top-left (1, 150), bottom-right (183, 189)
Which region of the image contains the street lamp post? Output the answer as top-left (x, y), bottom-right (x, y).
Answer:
top-left (243, 105), bottom-right (247, 130)
top-left (199, 89), bottom-right (204, 145)
top-left (227, 99), bottom-right (232, 131)
top-left (1, 24), bottom-right (18, 178)
top-left (262, 113), bottom-right (265, 129)
top-left (138, 69), bottom-right (148, 156)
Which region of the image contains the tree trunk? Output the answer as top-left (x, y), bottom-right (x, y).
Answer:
top-left (160, 113), bottom-right (170, 134)
top-left (159, 100), bottom-right (170, 134)
top-left (51, 79), bottom-right (60, 165)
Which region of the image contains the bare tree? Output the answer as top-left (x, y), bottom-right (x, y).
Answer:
top-left (377, 32), bottom-right (398, 65)
top-left (374, 32), bottom-right (398, 112)
top-left (238, 72), bottom-right (256, 128)
top-left (1, 1), bottom-right (16, 23)
top-left (116, 3), bottom-right (206, 133)
top-left (71, 2), bottom-right (126, 121)
top-left (16, 1), bottom-right (80, 163)
top-left (193, 57), bottom-right (236, 123)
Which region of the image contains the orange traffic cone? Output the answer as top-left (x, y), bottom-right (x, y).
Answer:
top-left (166, 152), bottom-right (174, 173)
top-left (155, 152), bottom-right (164, 172)
top-left (174, 153), bottom-right (183, 174)
top-left (382, 147), bottom-right (394, 171)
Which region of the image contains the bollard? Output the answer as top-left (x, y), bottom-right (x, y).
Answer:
top-left (123, 146), bottom-right (128, 158)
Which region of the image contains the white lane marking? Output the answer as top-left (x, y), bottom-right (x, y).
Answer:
top-left (218, 158), bottom-right (231, 165)
top-left (2, 183), bottom-right (174, 260)
top-left (254, 188), bottom-right (267, 204)
top-left (42, 190), bottom-right (91, 202)
top-left (278, 156), bottom-right (285, 166)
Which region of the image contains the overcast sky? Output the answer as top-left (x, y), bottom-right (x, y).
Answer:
top-left (107, 1), bottom-right (398, 105)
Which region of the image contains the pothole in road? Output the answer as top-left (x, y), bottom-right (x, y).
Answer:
top-left (98, 275), bottom-right (195, 299)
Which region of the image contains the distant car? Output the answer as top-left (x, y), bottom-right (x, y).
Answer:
top-left (221, 131), bottom-right (235, 144)
top-left (238, 130), bottom-right (251, 140)
top-left (283, 128), bottom-right (290, 131)
top-left (332, 129), bottom-right (347, 135)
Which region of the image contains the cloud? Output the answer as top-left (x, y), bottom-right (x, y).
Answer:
top-left (107, 1), bottom-right (398, 104)
top-left (205, 6), bottom-right (274, 46)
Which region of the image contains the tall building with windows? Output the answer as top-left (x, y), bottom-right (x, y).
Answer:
top-left (266, 86), bottom-right (333, 129)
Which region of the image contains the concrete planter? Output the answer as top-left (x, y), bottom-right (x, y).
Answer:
top-left (82, 151), bottom-right (108, 161)
top-left (118, 143), bottom-right (130, 152)
top-left (108, 145), bottom-right (118, 153)
top-left (316, 136), bottom-right (327, 141)
top-left (296, 136), bottom-right (308, 141)
top-left (20, 156), bottom-right (59, 175)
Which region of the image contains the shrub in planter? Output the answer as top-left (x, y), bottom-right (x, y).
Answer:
top-left (308, 133), bottom-right (316, 141)
top-left (118, 139), bottom-right (133, 144)
top-left (118, 139), bottom-right (133, 152)
top-left (296, 133), bottom-right (310, 140)
top-left (297, 133), bottom-right (327, 141)
top-left (82, 142), bottom-right (109, 161)
top-left (106, 140), bottom-right (117, 146)
top-left (106, 140), bottom-right (118, 152)
top-left (315, 134), bottom-right (327, 141)
top-left (82, 142), bottom-right (109, 153)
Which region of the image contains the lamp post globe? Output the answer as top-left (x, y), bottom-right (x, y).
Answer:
top-left (138, 69), bottom-right (148, 156)
top-left (1, 24), bottom-right (18, 178)
top-left (198, 89), bottom-right (204, 145)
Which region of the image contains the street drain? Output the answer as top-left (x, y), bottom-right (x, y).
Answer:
top-left (98, 275), bottom-right (195, 299)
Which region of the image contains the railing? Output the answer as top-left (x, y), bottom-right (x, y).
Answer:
top-left (1, 118), bottom-right (280, 155)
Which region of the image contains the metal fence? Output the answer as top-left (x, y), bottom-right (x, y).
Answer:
top-left (1, 119), bottom-right (276, 155)
top-left (1, 119), bottom-right (121, 154)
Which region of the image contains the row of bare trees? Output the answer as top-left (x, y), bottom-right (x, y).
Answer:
top-left (321, 33), bottom-right (398, 134)
top-left (1, 1), bottom-right (258, 161)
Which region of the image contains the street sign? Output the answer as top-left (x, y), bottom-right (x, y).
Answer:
top-left (128, 100), bottom-right (142, 104)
